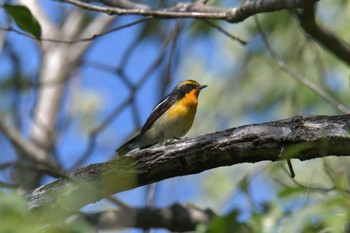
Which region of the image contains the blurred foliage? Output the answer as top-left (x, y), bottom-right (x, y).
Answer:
top-left (197, 210), bottom-right (251, 233)
top-left (198, 183), bottom-right (350, 233)
top-left (0, 191), bottom-right (94, 233)
top-left (72, 89), bottom-right (105, 132)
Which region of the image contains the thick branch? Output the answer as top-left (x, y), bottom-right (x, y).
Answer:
top-left (62, 0), bottom-right (318, 23)
top-left (298, 4), bottom-right (350, 66)
top-left (26, 114), bottom-right (350, 211)
top-left (84, 203), bottom-right (215, 231)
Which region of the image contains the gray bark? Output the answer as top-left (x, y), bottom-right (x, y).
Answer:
top-left (26, 114), bottom-right (350, 212)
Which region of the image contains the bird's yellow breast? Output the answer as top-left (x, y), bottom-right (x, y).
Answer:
top-left (151, 90), bottom-right (199, 139)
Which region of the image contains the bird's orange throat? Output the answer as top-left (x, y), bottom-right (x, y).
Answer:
top-left (166, 89), bottom-right (202, 120)
top-left (184, 89), bottom-right (200, 106)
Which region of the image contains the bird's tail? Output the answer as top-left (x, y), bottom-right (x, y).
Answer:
top-left (116, 135), bottom-right (139, 156)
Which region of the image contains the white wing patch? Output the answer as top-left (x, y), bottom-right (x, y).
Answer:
top-left (152, 95), bottom-right (169, 112)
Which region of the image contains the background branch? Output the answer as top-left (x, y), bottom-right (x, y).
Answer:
top-left (298, 4), bottom-right (350, 66)
top-left (83, 203), bottom-right (215, 232)
top-left (26, 114), bottom-right (350, 211)
top-left (0, 111), bottom-right (47, 162)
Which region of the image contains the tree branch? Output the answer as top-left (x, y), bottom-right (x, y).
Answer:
top-left (26, 114), bottom-right (350, 212)
top-left (61, 0), bottom-right (318, 23)
top-left (83, 203), bottom-right (215, 231)
top-left (0, 110), bottom-right (47, 162)
top-left (99, 0), bottom-right (151, 10)
top-left (298, 4), bottom-right (350, 66)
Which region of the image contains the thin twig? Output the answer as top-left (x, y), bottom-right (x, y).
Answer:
top-left (136, 21), bottom-right (183, 87)
top-left (162, 21), bottom-right (181, 97)
top-left (0, 17), bottom-right (153, 44)
top-left (287, 159), bottom-right (295, 178)
top-left (274, 175), bottom-right (350, 195)
top-left (202, 19), bottom-right (247, 45)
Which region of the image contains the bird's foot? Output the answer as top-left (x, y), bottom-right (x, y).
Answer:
top-left (164, 138), bottom-right (182, 145)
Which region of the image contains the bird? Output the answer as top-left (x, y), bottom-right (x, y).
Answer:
top-left (116, 80), bottom-right (207, 156)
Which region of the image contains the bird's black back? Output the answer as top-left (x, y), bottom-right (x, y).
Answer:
top-left (140, 90), bottom-right (184, 134)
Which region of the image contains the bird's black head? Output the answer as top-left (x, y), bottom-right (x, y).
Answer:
top-left (173, 80), bottom-right (207, 94)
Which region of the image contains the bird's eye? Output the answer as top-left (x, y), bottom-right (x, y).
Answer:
top-left (186, 84), bottom-right (192, 88)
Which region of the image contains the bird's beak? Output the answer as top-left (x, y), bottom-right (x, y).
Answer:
top-left (198, 85), bottom-right (208, 90)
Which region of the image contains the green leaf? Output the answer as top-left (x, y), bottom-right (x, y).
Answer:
top-left (4, 4), bottom-right (42, 41)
